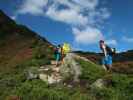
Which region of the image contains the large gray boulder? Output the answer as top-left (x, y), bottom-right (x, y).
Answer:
top-left (25, 53), bottom-right (82, 85)
top-left (60, 53), bottom-right (81, 82)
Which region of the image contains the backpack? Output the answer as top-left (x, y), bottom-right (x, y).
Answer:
top-left (106, 45), bottom-right (116, 56)
top-left (54, 47), bottom-right (61, 54)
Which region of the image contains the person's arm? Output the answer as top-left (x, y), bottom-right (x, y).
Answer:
top-left (102, 45), bottom-right (107, 57)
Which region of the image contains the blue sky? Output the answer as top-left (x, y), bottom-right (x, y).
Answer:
top-left (0, 0), bottom-right (133, 52)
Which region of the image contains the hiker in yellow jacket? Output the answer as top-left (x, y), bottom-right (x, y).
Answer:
top-left (62, 43), bottom-right (71, 54)
top-left (61, 43), bottom-right (71, 64)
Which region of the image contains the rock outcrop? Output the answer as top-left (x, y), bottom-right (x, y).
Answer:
top-left (26, 53), bottom-right (82, 85)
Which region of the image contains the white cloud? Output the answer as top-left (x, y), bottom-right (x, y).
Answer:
top-left (46, 7), bottom-right (88, 26)
top-left (15, 0), bottom-right (111, 45)
top-left (55, 0), bottom-right (80, 11)
top-left (88, 8), bottom-right (110, 26)
top-left (55, 0), bottom-right (98, 11)
top-left (73, 27), bottom-right (104, 44)
top-left (18, 0), bottom-right (48, 15)
top-left (106, 39), bottom-right (117, 46)
top-left (11, 16), bottom-right (17, 20)
top-left (100, 8), bottom-right (110, 19)
top-left (122, 37), bottom-right (133, 43)
top-left (72, 0), bottom-right (98, 10)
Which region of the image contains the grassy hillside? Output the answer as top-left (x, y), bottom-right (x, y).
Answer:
top-left (0, 10), bottom-right (55, 68)
top-left (0, 50), bottom-right (106, 100)
top-left (75, 50), bottom-right (133, 74)
top-left (0, 10), bottom-right (133, 100)
top-left (0, 54), bottom-right (133, 100)
top-left (0, 10), bottom-right (55, 99)
top-left (77, 59), bottom-right (133, 100)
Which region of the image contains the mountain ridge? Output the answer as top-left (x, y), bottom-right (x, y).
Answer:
top-left (0, 10), bottom-right (54, 68)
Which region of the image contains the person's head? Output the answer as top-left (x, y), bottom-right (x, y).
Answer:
top-left (99, 40), bottom-right (104, 45)
top-left (99, 40), bottom-right (105, 49)
top-left (57, 44), bottom-right (61, 48)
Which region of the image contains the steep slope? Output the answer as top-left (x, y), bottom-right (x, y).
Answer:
top-left (0, 10), bottom-right (54, 99)
top-left (2, 53), bottom-right (106, 100)
top-left (0, 10), bottom-right (54, 68)
top-left (0, 10), bottom-right (132, 100)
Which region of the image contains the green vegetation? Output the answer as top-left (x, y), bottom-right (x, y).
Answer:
top-left (89, 74), bottom-right (133, 100)
top-left (0, 73), bottom-right (90, 100)
top-left (0, 56), bottom-right (133, 100)
top-left (0, 10), bottom-right (133, 100)
top-left (78, 59), bottom-right (133, 100)
top-left (78, 59), bottom-right (106, 84)
top-left (11, 80), bottom-right (90, 100)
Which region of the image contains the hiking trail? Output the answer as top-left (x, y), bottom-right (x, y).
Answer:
top-left (26, 53), bottom-right (84, 84)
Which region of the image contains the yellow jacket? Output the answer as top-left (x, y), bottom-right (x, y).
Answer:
top-left (62, 43), bottom-right (71, 54)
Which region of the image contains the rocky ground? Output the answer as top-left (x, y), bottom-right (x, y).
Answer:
top-left (26, 53), bottom-right (82, 85)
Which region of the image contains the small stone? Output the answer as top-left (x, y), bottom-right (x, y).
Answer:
top-left (48, 75), bottom-right (56, 84)
top-left (67, 85), bottom-right (72, 88)
top-left (44, 68), bottom-right (49, 71)
top-left (39, 74), bottom-right (48, 82)
top-left (40, 66), bottom-right (45, 69)
top-left (51, 61), bottom-right (57, 65)
top-left (27, 71), bottom-right (38, 80)
top-left (53, 67), bottom-right (60, 72)
top-left (92, 79), bottom-right (105, 89)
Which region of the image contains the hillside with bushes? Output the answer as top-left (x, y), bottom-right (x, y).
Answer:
top-left (75, 50), bottom-right (133, 74)
top-left (0, 10), bottom-right (133, 100)
top-left (0, 10), bottom-right (55, 67)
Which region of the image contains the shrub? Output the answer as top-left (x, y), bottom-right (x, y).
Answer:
top-left (77, 59), bottom-right (106, 84)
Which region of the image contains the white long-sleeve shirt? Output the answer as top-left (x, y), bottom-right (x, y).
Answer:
top-left (101, 44), bottom-right (107, 57)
